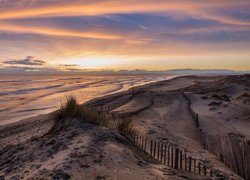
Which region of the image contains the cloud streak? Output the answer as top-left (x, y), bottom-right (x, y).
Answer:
top-left (0, 0), bottom-right (250, 26)
top-left (0, 23), bottom-right (122, 40)
top-left (3, 56), bottom-right (45, 66)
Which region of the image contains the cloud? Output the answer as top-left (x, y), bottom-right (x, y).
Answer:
top-left (0, 23), bottom-right (122, 40)
top-left (0, 0), bottom-right (250, 26)
top-left (59, 64), bottom-right (79, 67)
top-left (3, 56), bottom-right (45, 66)
top-left (0, 0), bottom-right (249, 70)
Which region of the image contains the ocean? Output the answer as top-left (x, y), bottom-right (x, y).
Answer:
top-left (0, 74), bottom-right (173, 125)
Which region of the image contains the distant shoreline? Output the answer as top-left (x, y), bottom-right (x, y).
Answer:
top-left (0, 75), bottom-right (176, 128)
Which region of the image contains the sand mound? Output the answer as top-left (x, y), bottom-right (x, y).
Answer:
top-left (112, 93), bottom-right (154, 114)
top-left (0, 115), bottom-right (204, 179)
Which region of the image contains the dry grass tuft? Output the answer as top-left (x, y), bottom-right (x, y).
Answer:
top-left (56, 96), bottom-right (82, 120)
top-left (55, 96), bottom-right (109, 125)
top-left (54, 96), bottom-right (134, 134)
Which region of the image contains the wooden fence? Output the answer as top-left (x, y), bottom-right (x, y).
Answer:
top-left (182, 93), bottom-right (249, 179)
top-left (198, 132), bottom-right (250, 180)
top-left (121, 128), bottom-right (230, 179)
top-left (91, 108), bottom-right (230, 179)
top-left (90, 93), bottom-right (239, 179)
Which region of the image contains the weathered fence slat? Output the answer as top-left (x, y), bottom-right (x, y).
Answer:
top-left (157, 142), bottom-right (160, 161)
top-left (164, 144), bottom-right (167, 165)
top-left (180, 150), bottom-right (183, 170)
top-left (160, 143), bottom-right (163, 163)
top-left (171, 147), bottom-right (174, 167)
top-left (150, 140), bottom-right (153, 156)
top-left (153, 141), bottom-right (157, 158)
top-left (189, 157), bottom-right (192, 172)
top-left (174, 148), bottom-right (179, 169)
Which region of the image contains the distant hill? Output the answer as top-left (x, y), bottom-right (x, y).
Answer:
top-left (0, 68), bottom-right (249, 75)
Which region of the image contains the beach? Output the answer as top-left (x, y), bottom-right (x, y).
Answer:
top-left (0, 74), bottom-right (171, 126)
top-left (0, 75), bottom-right (249, 179)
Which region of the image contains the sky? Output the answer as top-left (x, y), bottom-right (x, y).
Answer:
top-left (0, 0), bottom-right (250, 73)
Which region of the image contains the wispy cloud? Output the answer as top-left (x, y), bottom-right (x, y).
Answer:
top-left (0, 0), bottom-right (249, 26)
top-left (3, 56), bottom-right (45, 66)
top-left (0, 23), bottom-right (122, 40)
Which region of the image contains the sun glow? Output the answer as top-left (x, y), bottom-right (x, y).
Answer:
top-left (62, 56), bottom-right (125, 69)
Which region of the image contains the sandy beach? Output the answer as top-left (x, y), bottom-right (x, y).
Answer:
top-left (0, 75), bottom-right (249, 179)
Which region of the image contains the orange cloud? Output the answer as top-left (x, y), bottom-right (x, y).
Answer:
top-left (0, 23), bottom-right (122, 40)
top-left (1, 0), bottom-right (249, 26)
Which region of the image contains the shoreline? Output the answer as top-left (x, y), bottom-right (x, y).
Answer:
top-left (0, 75), bottom-right (177, 129)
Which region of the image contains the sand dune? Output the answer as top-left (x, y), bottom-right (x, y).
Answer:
top-left (1, 75), bottom-right (249, 179)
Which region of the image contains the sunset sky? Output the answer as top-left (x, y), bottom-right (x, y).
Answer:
top-left (0, 0), bottom-right (250, 73)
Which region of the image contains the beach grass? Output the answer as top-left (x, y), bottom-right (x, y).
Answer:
top-left (55, 96), bottom-right (133, 133)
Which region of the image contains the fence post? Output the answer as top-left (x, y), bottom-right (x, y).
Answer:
top-left (133, 132), bottom-right (136, 142)
top-left (185, 152), bottom-right (187, 171)
top-left (144, 138), bottom-right (147, 152)
top-left (141, 137), bottom-right (144, 149)
top-left (150, 140), bottom-right (153, 156)
top-left (171, 147), bottom-right (174, 167)
top-left (139, 136), bottom-right (142, 149)
top-left (153, 141), bottom-right (157, 158)
top-left (136, 133), bottom-right (139, 145)
top-left (180, 150), bottom-right (183, 170)
top-left (196, 114), bottom-right (199, 127)
top-left (198, 162), bottom-right (201, 174)
top-left (189, 157), bottom-right (192, 172)
top-left (164, 144), bottom-right (167, 165)
top-left (204, 165), bottom-right (207, 176)
top-left (160, 143), bottom-right (163, 163)
top-left (138, 134), bottom-right (140, 147)
top-left (157, 142), bottom-right (160, 161)
top-left (210, 169), bottom-right (213, 177)
top-left (194, 159), bottom-right (196, 174)
top-left (174, 148), bottom-right (179, 169)
top-left (168, 146), bottom-right (170, 166)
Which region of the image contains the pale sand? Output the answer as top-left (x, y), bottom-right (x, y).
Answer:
top-left (1, 75), bottom-right (249, 179)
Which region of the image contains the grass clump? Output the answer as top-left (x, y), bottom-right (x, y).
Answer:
top-left (55, 96), bottom-right (127, 127)
top-left (56, 96), bottom-right (107, 125)
top-left (56, 96), bottom-right (82, 120)
top-left (54, 96), bottom-right (135, 136)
